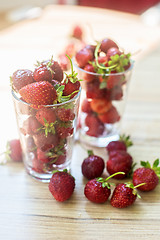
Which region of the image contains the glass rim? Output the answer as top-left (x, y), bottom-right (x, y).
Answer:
top-left (11, 87), bottom-right (81, 107)
top-left (73, 57), bottom-right (134, 76)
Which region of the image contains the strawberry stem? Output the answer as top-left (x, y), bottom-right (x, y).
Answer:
top-left (105, 172), bottom-right (125, 181)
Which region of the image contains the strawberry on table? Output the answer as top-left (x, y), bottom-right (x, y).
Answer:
top-left (4, 139), bottom-right (22, 162)
top-left (49, 169), bottom-right (75, 202)
top-left (133, 159), bottom-right (160, 191)
top-left (110, 182), bottom-right (144, 208)
top-left (106, 134), bottom-right (133, 153)
top-left (81, 150), bottom-right (105, 179)
top-left (106, 150), bottom-right (133, 179)
top-left (84, 172), bottom-right (125, 204)
top-left (71, 25), bottom-right (83, 40)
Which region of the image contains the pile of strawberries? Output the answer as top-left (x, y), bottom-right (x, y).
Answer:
top-left (75, 38), bottom-right (132, 137)
top-left (49, 135), bottom-right (160, 208)
top-left (11, 56), bottom-right (80, 174)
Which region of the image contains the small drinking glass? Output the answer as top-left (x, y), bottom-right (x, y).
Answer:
top-left (12, 89), bottom-right (81, 182)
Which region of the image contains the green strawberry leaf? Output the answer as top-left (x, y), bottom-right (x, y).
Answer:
top-left (140, 161), bottom-right (151, 168)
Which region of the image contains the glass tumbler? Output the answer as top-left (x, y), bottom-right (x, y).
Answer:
top-left (12, 89), bottom-right (81, 182)
top-left (74, 61), bottom-right (134, 147)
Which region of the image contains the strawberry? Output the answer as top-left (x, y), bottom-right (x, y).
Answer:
top-left (83, 64), bottom-right (96, 82)
top-left (81, 99), bottom-right (92, 114)
top-left (133, 159), bottom-right (160, 191)
top-left (33, 64), bottom-right (53, 82)
top-left (19, 81), bottom-right (57, 107)
top-left (81, 150), bottom-right (105, 179)
top-left (4, 139), bottom-right (22, 162)
top-left (56, 108), bottom-right (75, 122)
top-left (11, 69), bottom-right (35, 91)
top-left (32, 157), bottom-right (45, 173)
top-left (85, 79), bottom-right (107, 99)
top-left (43, 59), bottom-right (63, 83)
top-left (106, 134), bottom-right (133, 153)
top-left (85, 113), bottom-right (105, 137)
top-left (20, 116), bottom-right (42, 136)
top-left (58, 53), bottom-right (70, 71)
top-left (62, 55), bottom-right (80, 98)
top-left (106, 74), bottom-right (124, 89)
top-left (49, 170), bottom-right (75, 202)
top-left (36, 108), bottom-right (56, 126)
top-left (75, 47), bottom-right (94, 68)
top-left (106, 47), bottom-right (122, 60)
top-left (56, 125), bottom-right (74, 139)
top-left (110, 182), bottom-right (144, 208)
top-left (106, 150), bottom-right (133, 179)
top-left (37, 148), bottom-right (50, 163)
top-left (106, 85), bottom-right (123, 101)
top-left (72, 25), bottom-right (83, 40)
top-left (84, 178), bottom-right (111, 204)
top-left (100, 38), bottom-right (119, 54)
top-left (90, 98), bottom-right (112, 114)
top-left (33, 132), bottom-right (59, 150)
top-left (84, 172), bottom-right (124, 204)
top-left (98, 106), bottom-right (120, 124)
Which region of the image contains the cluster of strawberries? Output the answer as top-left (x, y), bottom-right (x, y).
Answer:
top-left (11, 56), bottom-right (80, 173)
top-left (49, 135), bottom-right (160, 208)
top-left (75, 38), bottom-right (132, 137)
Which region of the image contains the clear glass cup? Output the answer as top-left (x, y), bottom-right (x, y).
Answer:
top-left (74, 59), bottom-right (134, 147)
top-left (12, 89), bottom-right (81, 182)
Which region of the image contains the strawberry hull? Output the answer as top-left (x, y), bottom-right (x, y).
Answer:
top-left (12, 89), bottom-right (81, 182)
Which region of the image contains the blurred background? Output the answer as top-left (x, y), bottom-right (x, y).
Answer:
top-left (0, 0), bottom-right (160, 30)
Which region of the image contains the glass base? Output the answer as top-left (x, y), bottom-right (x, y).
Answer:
top-left (78, 128), bottom-right (119, 148)
top-left (25, 162), bottom-right (71, 183)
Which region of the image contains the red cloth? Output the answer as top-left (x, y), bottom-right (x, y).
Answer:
top-left (78, 0), bottom-right (160, 14)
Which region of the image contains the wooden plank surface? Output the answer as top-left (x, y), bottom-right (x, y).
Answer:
top-left (0, 5), bottom-right (160, 240)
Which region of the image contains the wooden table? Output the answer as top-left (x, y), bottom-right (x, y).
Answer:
top-left (0, 5), bottom-right (160, 240)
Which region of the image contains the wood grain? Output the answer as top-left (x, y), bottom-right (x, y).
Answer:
top-left (0, 5), bottom-right (160, 240)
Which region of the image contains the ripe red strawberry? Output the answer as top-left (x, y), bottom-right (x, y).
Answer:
top-left (81, 99), bottom-right (92, 114)
top-left (106, 47), bottom-right (122, 60)
top-left (43, 59), bottom-right (63, 82)
top-left (58, 53), bottom-right (70, 71)
top-left (5, 139), bottom-right (22, 162)
top-left (56, 108), bottom-right (75, 122)
top-left (49, 170), bottom-right (75, 202)
top-left (20, 116), bottom-right (42, 136)
top-left (106, 150), bottom-right (133, 179)
top-left (98, 106), bottom-right (120, 124)
top-left (133, 159), bottom-right (160, 191)
top-left (84, 172), bottom-right (124, 204)
top-left (100, 38), bottom-right (119, 54)
top-left (81, 150), bottom-right (105, 179)
top-left (11, 69), bottom-right (35, 91)
top-left (110, 182), bottom-right (143, 208)
top-left (83, 64), bottom-right (96, 82)
top-left (84, 178), bottom-right (111, 204)
top-left (72, 25), bottom-right (83, 40)
top-left (56, 125), bottom-right (74, 139)
top-left (63, 79), bottom-right (80, 98)
top-left (85, 113), bottom-right (105, 137)
top-left (33, 132), bottom-right (59, 150)
top-left (32, 156), bottom-right (45, 173)
top-left (106, 85), bottom-right (123, 101)
top-left (106, 134), bottom-right (133, 153)
top-left (75, 47), bottom-right (94, 68)
top-left (106, 74), bottom-right (124, 89)
top-left (37, 148), bottom-right (50, 163)
top-left (90, 98), bottom-right (112, 114)
top-left (33, 64), bottom-right (53, 82)
top-left (36, 108), bottom-right (56, 126)
top-left (85, 79), bottom-right (107, 99)
top-left (19, 81), bottom-right (57, 107)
